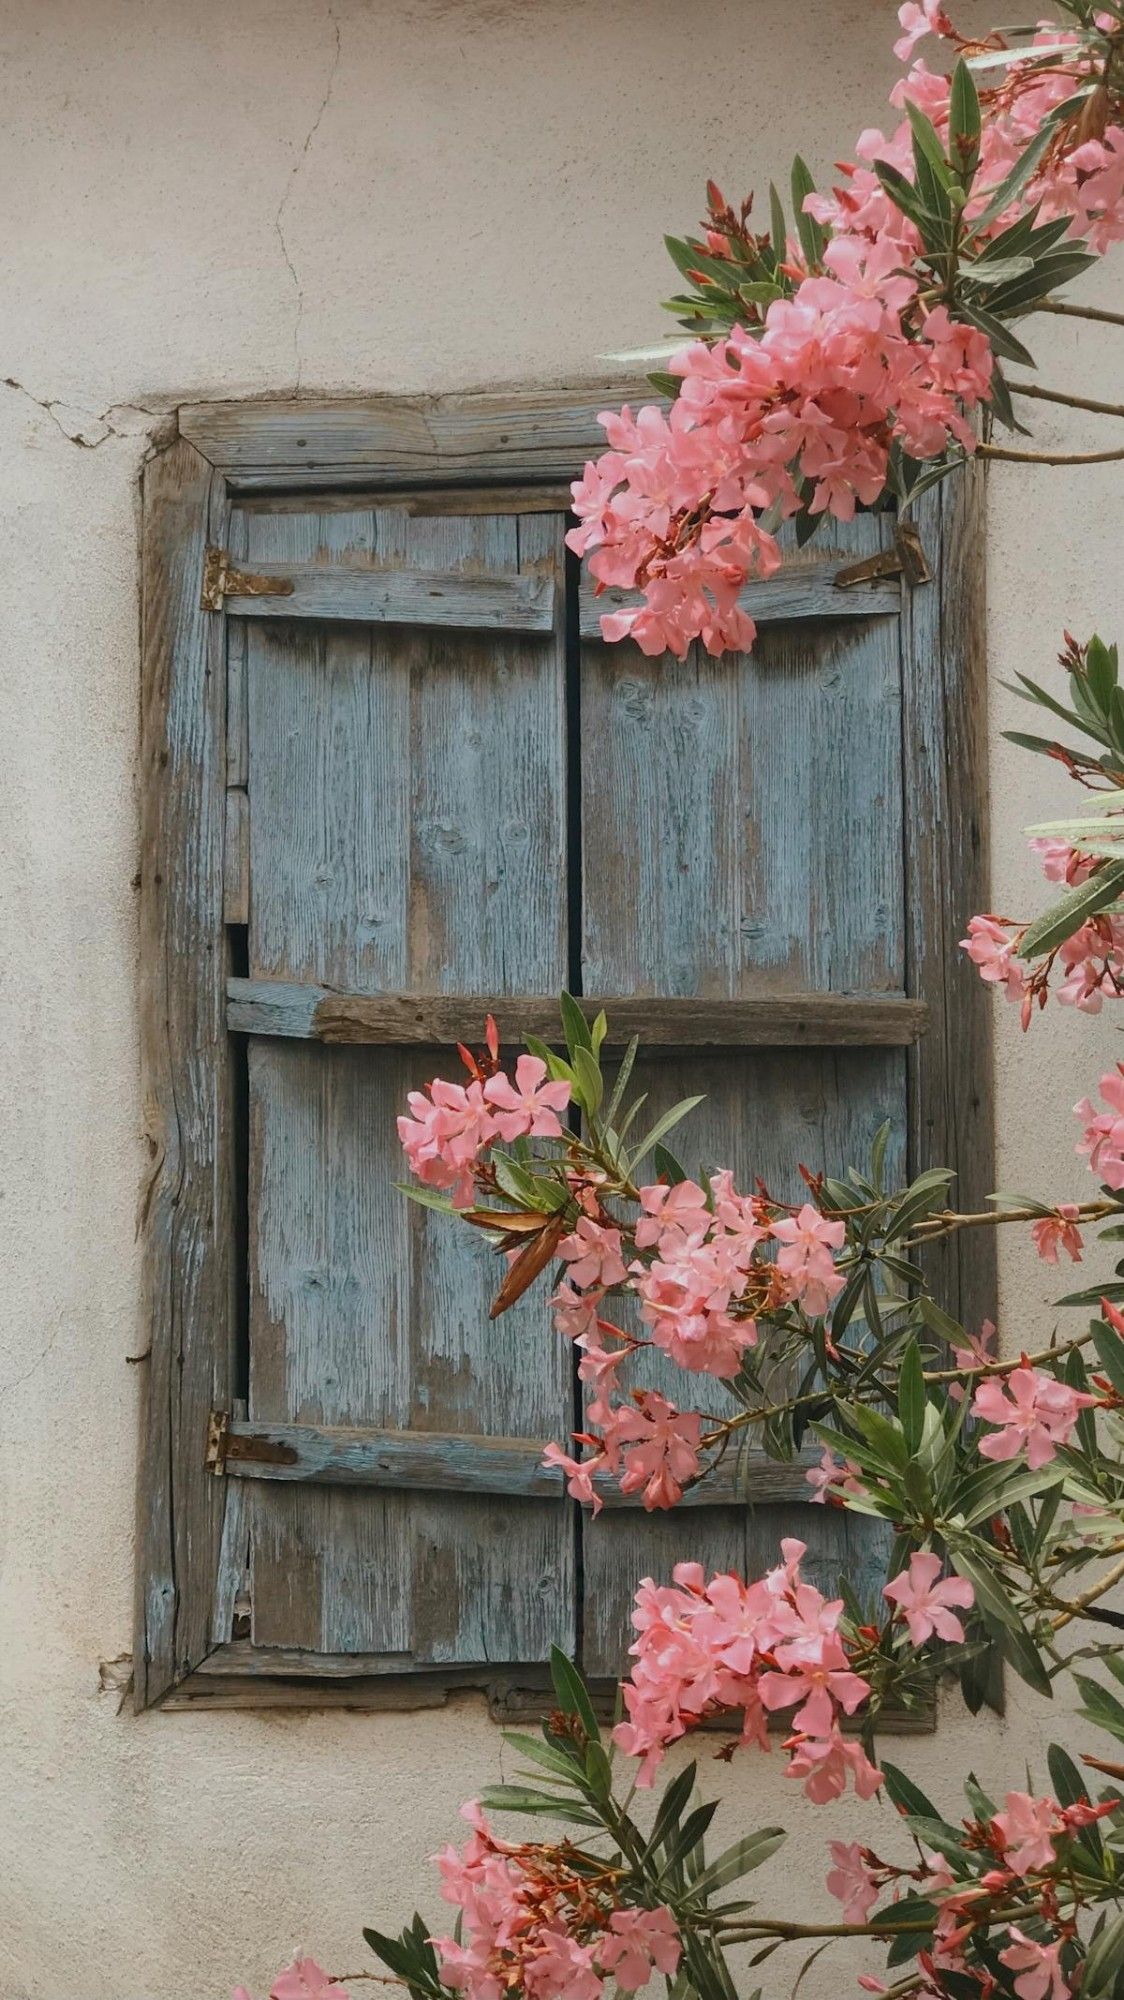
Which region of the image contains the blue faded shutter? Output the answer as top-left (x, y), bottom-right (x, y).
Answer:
top-left (232, 500), bottom-right (575, 1670)
top-left (576, 514), bottom-right (910, 1676)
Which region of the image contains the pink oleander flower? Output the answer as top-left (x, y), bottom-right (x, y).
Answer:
top-left (769, 1204), bottom-right (846, 1316)
top-left (949, 1319), bottom-right (998, 1402)
top-left (252, 1964), bottom-right (349, 2000)
top-left (784, 1724), bottom-right (883, 1805)
top-left (826, 1841), bottom-right (880, 1922)
top-left (882, 1552), bottom-right (974, 1645)
top-left (893, 0), bottom-right (953, 61)
top-left (1030, 837), bottom-right (1095, 888)
top-left (1031, 1205), bottom-right (1084, 1265)
top-left (599, 1908), bottom-right (682, 1990)
top-left (482, 1055), bottom-right (571, 1140)
top-left (993, 1792), bottom-right (1059, 1876)
top-left (972, 1365), bottom-right (1097, 1470)
top-left (960, 916), bottom-right (1028, 1005)
top-left (612, 1393), bottom-right (704, 1510)
top-left (397, 1076), bottom-right (498, 1206)
top-left (634, 1178), bottom-right (713, 1250)
top-left (999, 1929), bottom-right (1071, 2000)
top-left (1076, 1065), bottom-right (1124, 1187)
top-left (559, 1215), bottom-right (629, 1289)
top-left (632, 1239), bottom-right (758, 1377)
top-left (805, 1446), bottom-right (864, 1504)
top-left (550, 1281), bottom-right (605, 1340)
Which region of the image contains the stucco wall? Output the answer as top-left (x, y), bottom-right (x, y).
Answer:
top-left (0, 2), bottom-right (1121, 1995)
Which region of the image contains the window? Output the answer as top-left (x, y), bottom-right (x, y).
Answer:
top-left (136, 392), bottom-right (993, 1711)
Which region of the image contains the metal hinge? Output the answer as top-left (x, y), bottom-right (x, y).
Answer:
top-left (206, 1408), bottom-right (230, 1474)
top-left (833, 522), bottom-right (932, 593)
top-left (201, 545), bottom-right (295, 613)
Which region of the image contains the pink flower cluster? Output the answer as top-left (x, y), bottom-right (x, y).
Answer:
top-left (972, 1365), bottom-right (1097, 1471)
top-left (1076, 1063), bottom-right (1124, 1187)
top-left (432, 1804), bottom-right (680, 2000)
top-left (961, 910), bottom-right (1124, 1024)
top-left (629, 1172), bottom-right (768, 1375)
top-left (612, 1539), bottom-right (881, 1799)
top-left (544, 1389), bottom-right (703, 1515)
top-left (566, 14), bottom-right (1124, 662)
top-left (398, 1054), bottom-right (571, 1206)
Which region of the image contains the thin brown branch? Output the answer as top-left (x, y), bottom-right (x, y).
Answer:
top-left (911, 1198), bottom-right (1120, 1242)
top-left (1051, 1552), bottom-right (1124, 1632)
top-left (1037, 298), bottom-right (1124, 328)
top-left (1009, 380), bottom-right (1124, 419)
top-left (978, 442), bottom-right (1124, 464)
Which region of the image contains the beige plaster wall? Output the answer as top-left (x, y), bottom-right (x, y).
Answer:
top-left (0, 2), bottom-right (1121, 1995)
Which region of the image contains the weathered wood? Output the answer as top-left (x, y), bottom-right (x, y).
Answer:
top-left (135, 437), bottom-right (235, 1710)
top-left (217, 1417), bottom-right (818, 1506)
top-left (225, 979), bottom-right (929, 1048)
top-left (223, 789), bottom-right (250, 926)
top-left (243, 502), bottom-right (575, 1666)
top-left (180, 387), bottom-right (643, 487)
top-left (215, 559), bottom-right (557, 632)
top-left (579, 560), bottom-right (900, 637)
top-left (581, 512), bottom-right (905, 998)
top-left (901, 468), bottom-right (996, 1330)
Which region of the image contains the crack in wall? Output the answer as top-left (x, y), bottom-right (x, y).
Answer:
top-left (274, 4), bottom-right (342, 395)
top-left (2, 375), bottom-right (175, 453)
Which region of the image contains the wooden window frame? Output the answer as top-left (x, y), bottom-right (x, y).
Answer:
top-left (136, 388), bottom-right (993, 1712)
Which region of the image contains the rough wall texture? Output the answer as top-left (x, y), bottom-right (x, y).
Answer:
top-left (0, 2), bottom-right (1121, 1996)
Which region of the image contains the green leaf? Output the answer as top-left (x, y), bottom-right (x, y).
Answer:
top-left (590, 1009), bottom-right (608, 1056)
top-left (882, 1762), bottom-right (941, 1820)
top-left (768, 181), bottom-right (788, 256)
top-left (1018, 859), bottom-right (1124, 958)
top-left (478, 1784), bottom-right (601, 1826)
top-left (549, 1645), bottom-right (600, 1744)
top-left (571, 1045), bottom-right (604, 1119)
top-left (1075, 1671), bottom-right (1124, 1745)
top-left (898, 1338), bottom-right (926, 1455)
top-left (395, 1181), bottom-right (456, 1214)
top-left (643, 1760), bottom-right (699, 1861)
top-left (955, 300), bottom-right (1036, 368)
top-left (559, 991), bottom-right (593, 1058)
top-left (604, 1035), bottom-right (639, 1130)
top-left (653, 1142), bottom-right (689, 1186)
top-left (1000, 1617), bottom-right (1053, 1697)
top-left (1085, 1913), bottom-right (1124, 1999)
top-left (948, 58), bottom-right (981, 176)
top-left (689, 1828), bottom-right (787, 1897)
top-left (790, 155), bottom-right (825, 267)
top-left (966, 123), bottom-right (1058, 240)
top-left (502, 1731), bottom-right (583, 1780)
top-left (628, 1096), bottom-right (706, 1172)
top-left (1092, 1316), bottom-right (1124, 1396)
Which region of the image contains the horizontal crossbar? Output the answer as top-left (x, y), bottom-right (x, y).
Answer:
top-left (217, 560), bottom-right (556, 632)
top-left (211, 1416), bottom-right (818, 1507)
top-left (225, 980), bottom-right (929, 1049)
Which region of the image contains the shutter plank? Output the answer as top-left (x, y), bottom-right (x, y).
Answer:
top-left (244, 502), bottom-right (575, 1667)
top-left (581, 515), bottom-right (904, 995)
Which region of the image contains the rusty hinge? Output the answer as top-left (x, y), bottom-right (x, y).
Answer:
top-left (201, 545), bottom-right (296, 613)
top-left (206, 1408), bottom-right (230, 1474)
top-left (206, 1410), bottom-right (300, 1473)
top-left (833, 522), bottom-right (932, 593)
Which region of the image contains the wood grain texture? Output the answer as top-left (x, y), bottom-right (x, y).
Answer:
top-left (901, 468), bottom-right (996, 1330)
top-left (180, 387), bottom-right (645, 486)
top-left (135, 437), bottom-right (235, 1709)
top-left (219, 1418), bottom-right (819, 1505)
top-left (243, 501), bottom-right (576, 1666)
top-left (579, 1049), bottom-right (905, 1677)
top-left (217, 560), bottom-right (556, 631)
top-left (581, 513), bottom-right (905, 998)
top-left (225, 980), bottom-right (929, 1048)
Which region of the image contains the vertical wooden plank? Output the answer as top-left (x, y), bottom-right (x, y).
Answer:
top-left (581, 515), bottom-right (904, 995)
top-left (244, 503), bottom-right (576, 1664)
top-left (901, 469), bottom-right (995, 1330)
top-left (135, 438), bottom-right (234, 1708)
top-left (580, 1048), bottom-right (905, 1677)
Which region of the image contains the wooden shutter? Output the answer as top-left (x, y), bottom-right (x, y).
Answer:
top-left (137, 393), bottom-right (992, 1710)
top-left (232, 498), bottom-right (575, 1670)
